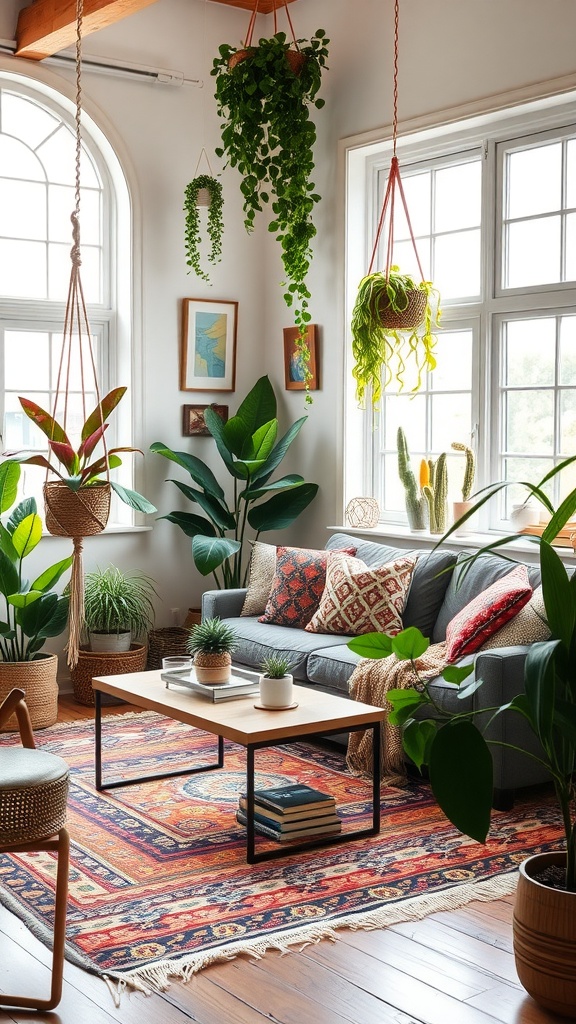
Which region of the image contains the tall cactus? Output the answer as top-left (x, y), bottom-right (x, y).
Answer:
top-left (451, 442), bottom-right (475, 501)
top-left (423, 453), bottom-right (448, 534)
top-left (397, 427), bottom-right (426, 531)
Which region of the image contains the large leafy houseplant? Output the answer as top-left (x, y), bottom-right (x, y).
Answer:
top-left (351, 266), bottom-right (442, 406)
top-left (9, 387), bottom-right (156, 514)
top-left (0, 461), bottom-right (72, 661)
top-left (151, 375), bottom-right (318, 589)
top-left (184, 175), bottom-right (224, 283)
top-left (212, 30), bottom-right (329, 386)
top-left (349, 462), bottom-right (576, 892)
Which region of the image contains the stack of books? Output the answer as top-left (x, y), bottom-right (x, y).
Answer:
top-left (236, 783), bottom-right (342, 842)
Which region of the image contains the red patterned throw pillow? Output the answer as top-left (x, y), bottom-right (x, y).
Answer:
top-left (258, 545), bottom-right (356, 629)
top-left (305, 552), bottom-right (416, 636)
top-left (445, 564), bottom-right (533, 662)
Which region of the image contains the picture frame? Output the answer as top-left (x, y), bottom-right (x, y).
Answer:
top-left (283, 324), bottom-right (319, 391)
top-left (182, 404), bottom-right (229, 437)
top-left (180, 298), bottom-right (238, 392)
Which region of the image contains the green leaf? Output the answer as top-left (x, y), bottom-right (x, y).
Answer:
top-left (442, 664), bottom-right (475, 685)
top-left (391, 627), bottom-right (429, 661)
top-left (387, 688), bottom-right (428, 727)
top-left (249, 417), bottom-right (308, 485)
top-left (224, 376), bottom-right (276, 451)
top-left (150, 442), bottom-right (226, 500)
top-left (247, 482), bottom-right (318, 532)
top-left (9, 590), bottom-right (42, 608)
top-left (241, 420), bottom-right (278, 463)
top-left (192, 535), bottom-right (241, 576)
top-left (18, 594), bottom-right (69, 640)
top-left (12, 514), bottom-right (42, 558)
top-left (0, 548), bottom-right (20, 598)
top-left (109, 482), bottom-right (157, 514)
top-left (31, 556), bottom-right (74, 594)
top-left (347, 632), bottom-right (394, 659)
top-left (0, 461), bottom-right (20, 516)
top-left (159, 511), bottom-right (217, 539)
top-left (539, 541), bottom-right (574, 650)
top-left (0, 523), bottom-right (18, 563)
top-left (168, 480), bottom-right (235, 531)
top-left (524, 640), bottom-right (560, 745)
top-left (402, 719), bottom-right (437, 770)
top-left (429, 722), bottom-right (493, 843)
top-left (81, 387), bottom-right (127, 442)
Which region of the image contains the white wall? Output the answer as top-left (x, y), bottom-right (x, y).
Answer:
top-left (2, 0), bottom-right (576, 682)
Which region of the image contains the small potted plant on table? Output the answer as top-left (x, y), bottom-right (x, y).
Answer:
top-left (187, 617), bottom-right (237, 685)
top-left (258, 655), bottom-right (294, 709)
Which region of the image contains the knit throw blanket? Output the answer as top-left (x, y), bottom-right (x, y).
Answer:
top-left (346, 641), bottom-right (449, 786)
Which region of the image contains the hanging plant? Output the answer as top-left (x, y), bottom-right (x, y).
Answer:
top-left (211, 25), bottom-right (329, 397)
top-left (351, 266), bottom-right (442, 406)
top-left (184, 174), bottom-right (224, 283)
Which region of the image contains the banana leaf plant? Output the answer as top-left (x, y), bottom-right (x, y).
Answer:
top-left (0, 461), bottom-right (72, 661)
top-left (348, 460), bottom-right (576, 890)
top-left (151, 375), bottom-right (319, 589)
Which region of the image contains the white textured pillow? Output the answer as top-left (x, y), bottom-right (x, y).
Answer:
top-left (479, 585), bottom-right (550, 650)
top-left (240, 542), bottom-right (277, 616)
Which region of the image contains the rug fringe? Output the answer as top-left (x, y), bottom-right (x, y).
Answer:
top-left (101, 871), bottom-right (519, 1004)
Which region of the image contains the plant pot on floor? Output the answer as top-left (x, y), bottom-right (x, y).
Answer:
top-left (71, 644), bottom-right (148, 706)
top-left (88, 631), bottom-right (131, 654)
top-left (0, 654), bottom-right (59, 731)
top-left (513, 851), bottom-right (576, 1017)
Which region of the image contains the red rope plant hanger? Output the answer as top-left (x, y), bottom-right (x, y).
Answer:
top-left (350, 0), bottom-right (441, 407)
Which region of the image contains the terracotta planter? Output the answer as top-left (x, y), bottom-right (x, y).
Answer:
top-left (194, 651), bottom-right (231, 686)
top-left (452, 500), bottom-right (475, 535)
top-left (0, 653), bottom-right (59, 731)
top-left (513, 852), bottom-right (576, 1017)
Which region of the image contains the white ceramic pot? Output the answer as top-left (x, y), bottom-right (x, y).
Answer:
top-left (89, 631), bottom-right (131, 653)
top-left (259, 674), bottom-right (294, 708)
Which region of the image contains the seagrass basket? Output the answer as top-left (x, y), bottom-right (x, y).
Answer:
top-left (70, 644), bottom-right (147, 706)
top-left (147, 627), bottom-right (190, 670)
top-left (0, 654), bottom-right (59, 731)
top-left (43, 481), bottom-right (111, 537)
top-left (376, 288), bottom-right (427, 331)
top-left (195, 188), bottom-right (211, 207)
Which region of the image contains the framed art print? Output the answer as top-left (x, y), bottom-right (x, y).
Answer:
top-left (182, 404), bottom-right (229, 437)
top-left (180, 298), bottom-right (238, 392)
top-left (283, 324), bottom-right (319, 391)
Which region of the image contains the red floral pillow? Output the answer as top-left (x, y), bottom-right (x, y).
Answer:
top-left (445, 564), bottom-right (533, 662)
top-left (258, 545), bottom-right (356, 629)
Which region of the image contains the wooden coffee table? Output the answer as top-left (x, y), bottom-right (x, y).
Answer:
top-left (92, 670), bottom-right (384, 864)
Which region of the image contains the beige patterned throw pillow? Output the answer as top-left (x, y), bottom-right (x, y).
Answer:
top-left (479, 585), bottom-right (550, 650)
top-left (241, 542), bottom-right (277, 616)
top-left (305, 552), bottom-right (416, 636)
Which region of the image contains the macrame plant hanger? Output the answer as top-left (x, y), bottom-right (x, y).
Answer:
top-left (367, 0), bottom-right (427, 328)
top-left (46, 0), bottom-right (110, 669)
top-left (230, 0), bottom-right (303, 72)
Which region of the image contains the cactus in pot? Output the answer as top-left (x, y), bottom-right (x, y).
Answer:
top-left (397, 427), bottom-right (426, 531)
top-left (423, 453), bottom-right (448, 535)
top-left (451, 441), bottom-right (476, 533)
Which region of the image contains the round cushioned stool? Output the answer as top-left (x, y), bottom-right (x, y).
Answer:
top-left (0, 689), bottom-right (70, 1011)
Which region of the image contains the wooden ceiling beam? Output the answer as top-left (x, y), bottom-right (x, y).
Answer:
top-left (16, 0), bottom-right (160, 60)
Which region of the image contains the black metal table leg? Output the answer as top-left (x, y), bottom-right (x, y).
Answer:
top-left (95, 689), bottom-right (103, 791)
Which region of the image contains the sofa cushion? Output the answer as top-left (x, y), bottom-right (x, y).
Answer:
top-left (307, 643), bottom-right (362, 695)
top-left (305, 552), bottom-right (416, 636)
top-left (433, 552), bottom-right (541, 644)
top-left (221, 617), bottom-right (347, 681)
top-left (241, 542), bottom-right (277, 616)
top-left (479, 584), bottom-right (550, 649)
top-left (258, 545), bottom-right (356, 628)
top-left (326, 533), bottom-right (457, 638)
top-left (445, 565), bottom-right (533, 662)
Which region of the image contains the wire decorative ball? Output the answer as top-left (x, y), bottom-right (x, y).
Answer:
top-left (345, 497), bottom-right (380, 529)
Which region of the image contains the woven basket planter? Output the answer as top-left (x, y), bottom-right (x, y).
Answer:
top-left (375, 288), bottom-right (427, 331)
top-left (285, 49), bottom-right (307, 75)
top-left (228, 47), bottom-right (254, 70)
top-left (43, 481), bottom-right (111, 537)
top-left (70, 644), bottom-right (147, 706)
top-left (0, 654), bottom-right (59, 732)
top-left (147, 627), bottom-right (190, 671)
top-left (194, 651), bottom-right (232, 685)
top-left (195, 188), bottom-right (211, 207)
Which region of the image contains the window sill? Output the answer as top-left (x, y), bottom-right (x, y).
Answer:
top-left (42, 524), bottom-right (153, 537)
top-left (328, 523), bottom-right (576, 565)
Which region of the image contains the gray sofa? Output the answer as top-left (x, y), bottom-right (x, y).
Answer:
top-left (202, 532), bottom-right (547, 807)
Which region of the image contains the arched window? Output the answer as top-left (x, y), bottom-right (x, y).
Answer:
top-left (0, 68), bottom-right (137, 526)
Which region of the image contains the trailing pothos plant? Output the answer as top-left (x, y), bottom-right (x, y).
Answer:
top-left (351, 266), bottom-right (442, 407)
top-left (184, 174), bottom-right (224, 282)
top-left (151, 374), bottom-right (318, 589)
top-left (211, 30), bottom-right (329, 395)
top-left (8, 388), bottom-right (156, 514)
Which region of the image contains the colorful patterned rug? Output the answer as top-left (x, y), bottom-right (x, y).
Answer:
top-left (0, 710), bottom-right (564, 1001)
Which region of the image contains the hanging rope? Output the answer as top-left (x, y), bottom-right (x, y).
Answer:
top-left (367, 0), bottom-right (425, 283)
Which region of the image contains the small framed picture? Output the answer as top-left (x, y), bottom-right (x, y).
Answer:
top-left (283, 324), bottom-right (319, 391)
top-left (180, 298), bottom-right (238, 392)
top-left (182, 404), bottom-right (229, 437)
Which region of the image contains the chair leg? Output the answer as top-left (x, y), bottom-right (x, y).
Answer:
top-left (0, 828), bottom-right (70, 1012)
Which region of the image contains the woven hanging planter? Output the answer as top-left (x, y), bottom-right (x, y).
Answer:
top-left (228, 47), bottom-right (255, 70)
top-left (376, 288), bottom-right (427, 331)
top-left (0, 654), bottom-right (59, 731)
top-left (43, 481), bottom-right (111, 538)
top-left (195, 187), bottom-right (211, 207)
top-left (284, 48), bottom-right (307, 75)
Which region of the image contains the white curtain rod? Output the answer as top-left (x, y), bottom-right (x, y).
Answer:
top-left (0, 39), bottom-right (202, 87)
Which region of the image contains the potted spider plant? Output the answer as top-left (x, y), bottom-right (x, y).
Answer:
top-left (212, 29), bottom-right (329, 392)
top-left (184, 174), bottom-right (224, 283)
top-left (351, 266), bottom-right (442, 406)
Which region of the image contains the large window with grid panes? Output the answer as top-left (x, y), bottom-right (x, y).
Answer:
top-left (346, 95), bottom-right (576, 533)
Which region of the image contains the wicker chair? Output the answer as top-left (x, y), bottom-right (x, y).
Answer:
top-left (0, 688), bottom-right (70, 1010)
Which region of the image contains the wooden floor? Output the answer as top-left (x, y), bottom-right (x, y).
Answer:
top-left (0, 699), bottom-right (564, 1024)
